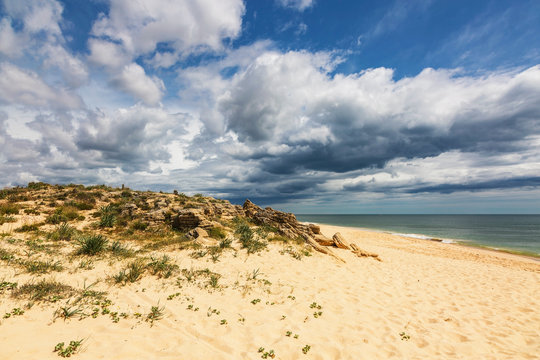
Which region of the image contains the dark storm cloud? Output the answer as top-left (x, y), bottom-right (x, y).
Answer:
top-left (408, 177), bottom-right (540, 194)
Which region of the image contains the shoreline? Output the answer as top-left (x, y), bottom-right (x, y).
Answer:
top-left (300, 220), bottom-right (540, 260)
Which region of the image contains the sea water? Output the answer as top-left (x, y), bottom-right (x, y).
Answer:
top-left (295, 214), bottom-right (540, 256)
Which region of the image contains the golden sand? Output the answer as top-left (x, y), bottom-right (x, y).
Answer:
top-left (1, 224), bottom-right (539, 359)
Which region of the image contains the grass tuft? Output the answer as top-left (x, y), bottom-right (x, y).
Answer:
top-left (77, 234), bottom-right (108, 255)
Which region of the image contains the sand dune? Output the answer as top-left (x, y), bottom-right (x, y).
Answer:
top-left (1, 223), bottom-right (539, 359)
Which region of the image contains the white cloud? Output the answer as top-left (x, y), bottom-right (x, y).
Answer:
top-left (87, 0), bottom-right (245, 104)
top-left (41, 44), bottom-right (89, 87)
top-left (3, 0), bottom-right (63, 37)
top-left (1, 0), bottom-right (89, 90)
top-left (277, 0), bottom-right (314, 11)
top-left (87, 39), bottom-right (130, 69)
top-left (0, 18), bottom-right (26, 57)
top-left (0, 62), bottom-right (83, 109)
top-left (111, 63), bottom-right (165, 106)
top-left (90, 0), bottom-right (245, 61)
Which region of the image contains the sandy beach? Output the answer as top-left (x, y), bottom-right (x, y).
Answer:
top-left (1, 219), bottom-right (539, 359)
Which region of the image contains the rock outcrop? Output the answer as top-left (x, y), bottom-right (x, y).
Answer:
top-left (242, 200), bottom-right (380, 262)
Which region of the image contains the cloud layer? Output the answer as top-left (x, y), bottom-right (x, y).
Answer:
top-left (1, 0), bottom-right (539, 212)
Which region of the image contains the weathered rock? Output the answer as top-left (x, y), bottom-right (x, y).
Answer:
top-left (146, 208), bottom-right (168, 222)
top-left (313, 234), bottom-right (334, 246)
top-left (154, 199), bottom-right (169, 209)
top-left (350, 243), bottom-right (381, 261)
top-left (309, 224), bottom-right (321, 234)
top-left (121, 203), bottom-right (137, 217)
top-left (332, 232), bottom-right (351, 250)
top-left (172, 209), bottom-right (204, 230)
top-left (187, 227), bottom-right (208, 239)
top-left (195, 237), bottom-right (218, 247)
top-left (242, 199), bottom-right (346, 262)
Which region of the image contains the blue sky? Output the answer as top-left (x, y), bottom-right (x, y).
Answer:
top-left (1, 0), bottom-right (540, 213)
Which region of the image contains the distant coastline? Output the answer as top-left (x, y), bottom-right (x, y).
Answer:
top-left (296, 214), bottom-right (540, 258)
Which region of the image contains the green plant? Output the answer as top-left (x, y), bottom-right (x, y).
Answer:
top-left (113, 260), bottom-right (146, 284)
top-left (399, 332), bottom-right (410, 341)
top-left (24, 259), bottom-right (63, 274)
top-left (220, 319), bottom-right (227, 325)
top-left (302, 345), bottom-right (311, 354)
top-left (0, 203), bottom-right (20, 215)
top-left (15, 223), bottom-right (40, 232)
top-left (146, 304), bottom-right (164, 326)
top-left (259, 348), bottom-right (275, 359)
top-left (47, 206), bottom-right (79, 224)
top-left (55, 305), bottom-right (83, 321)
top-left (99, 213), bottom-right (116, 228)
top-left (208, 274), bottom-right (220, 289)
top-left (236, 223), bottom-right (267, 254)
top-left (3, 307), bottom-right (24, 318)
top-left (147, 255), bottom-right (178, 278)
top-left (131, 220), bottom-right (148, 231)
top-left (48, 223), bottom-right (75, 241)
top-left (208, 227), bottom-right (226, 240)
top-left (77, 234), bottom-right (108, 255)
top-left (53, 339), bottom-right (83, 357)
top-left (110, 241), bottom-right (134, 257)
top-left (189, 249), bottom-right (207, 259)
top-left (219, 238), bottom-right (232, 249)
top-left (98, 205), bottom-right (116, 228)
top-left (0, 281), bottom-right (17, 293)
top-left (251, 298), bottom-right (261, 305)
top-left (309, 302), bottom-right (322, 309)
top-left (248, 268), bottom-right (261, 280)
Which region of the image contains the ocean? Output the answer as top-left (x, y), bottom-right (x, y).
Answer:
top-left (295, 214), bottom-right (540, 256)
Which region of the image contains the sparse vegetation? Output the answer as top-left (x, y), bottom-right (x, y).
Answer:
top-left (208, 226), bottom-right (226, 240)
top-left (399, 331), bottom-right (410, 341)
top-left (0, 215), bottom-right (17, 225)
top-left (235, 221), bottom-right (267, 254)
top-left (146, 304), bottom-right (165, 326)
top-left (112, 259), bottom-right (146, 285)
top-left (77, 234), bottom-right (108, 255)
top-left (54, 339), bottom-right (84, 357)
top-left (48, 223), bottom-right (75, 241)
top-left (13, 279), bottom-right (74, 302)
top-left (110, 240), bottom-right (134, 257)
top-left (47, 206), bottom-right (79, 224)
top-left (0, 203), bottom-right (20, 215)
top-left (24, 259), bottom-right (63, 274)
top-left (98, 204), bottom-right (117, 228)
top-left (15, 223), bottom-right (41, 232)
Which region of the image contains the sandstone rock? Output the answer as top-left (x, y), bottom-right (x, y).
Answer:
top-left (350, 242), bottom-right (381, 261)
top-left (195, 237), bottom-right (218, 247)
top-left (332, 232), bottom-right (351, 250)
top-left (154, 199), bottom-right (168, 209)
top-left (121, 203), bottom-right (137, 217)
top-left (172, 209), bottom-right (204, 230)
top-left (187, 227), bottom-right (208, 239)
top-left (146, 208), bottom-right (168, 222)
top-left (309, 224), bottom-right (321, 234)
top-left (313, 234), bottom-right (334, 246)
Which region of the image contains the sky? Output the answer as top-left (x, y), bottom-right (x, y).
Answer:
top-left (1, 0), bottom-right (540, 214)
